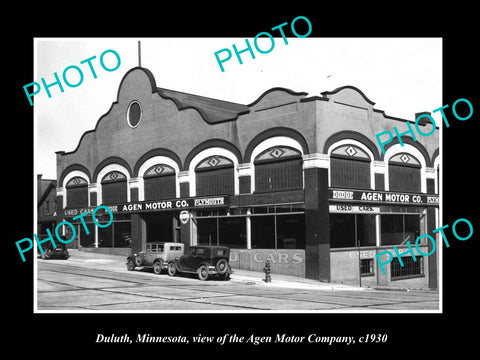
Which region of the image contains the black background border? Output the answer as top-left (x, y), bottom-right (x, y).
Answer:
top-left (8, 6), bottom-right (478, 355)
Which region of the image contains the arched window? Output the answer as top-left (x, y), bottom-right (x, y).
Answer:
top-left (388, 153), bottom-right (421, 192)
top-left (143, 164), bottom-right (176, 200)
top-left (195, 155), bottom-right (234, 196)
top-left (254, 146), bottom-right (303, 192)
top-left (66, 176), bottom-right (88, 207)
top-left (330, 144), bottom-right (371, 189)
top-left (101, 171), bottom-right (127, 204)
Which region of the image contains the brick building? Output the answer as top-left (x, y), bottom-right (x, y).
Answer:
top-left (56, 66), bottom-right (440, 288)
top-left (37, 174), bottom-right (57, 241)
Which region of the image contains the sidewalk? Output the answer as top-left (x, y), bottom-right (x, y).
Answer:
top-left (41, 249), bottom-right (367, 292)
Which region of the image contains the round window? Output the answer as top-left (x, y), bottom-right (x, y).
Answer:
top-left (127, 101), bottom-right (142, 128)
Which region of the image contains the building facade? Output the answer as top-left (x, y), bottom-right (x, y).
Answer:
top-left (56, 67), bottom-right (440, 288)
top-left (37, 174), bottom-right (58, 242)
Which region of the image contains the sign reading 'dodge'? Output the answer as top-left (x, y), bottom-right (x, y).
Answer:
top-left (375, 98), bottom-right (473, 155)
top-left (376, 217), bottom-right (474, 275)
top-left (23, 49), bottom-right (121, 106)
top-left (16, 205), bottom-right (113, 262)
top-left (214, 16), bottom-right (312, 72)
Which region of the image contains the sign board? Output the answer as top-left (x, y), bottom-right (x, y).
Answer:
top-left (64, 195), bottom-right (229, 217)
top-left (179, 210), bottom-right (190, 225)
top-left (329, 188), bottom-right (438, 206)
top-left (329, 204), bottom-right (380, 214)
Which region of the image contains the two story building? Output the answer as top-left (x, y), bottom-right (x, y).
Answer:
top-left (55, 66), bottom-right (440, 288)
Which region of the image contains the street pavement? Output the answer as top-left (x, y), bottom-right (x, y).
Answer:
top-left (36, 250), bottom-right (439, 312)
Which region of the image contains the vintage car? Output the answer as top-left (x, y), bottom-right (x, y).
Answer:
top-left (167, 245), bottom-right (232, 281)
top-left (126, 242), bottom-right (184, 274)
top-left (38, 236), bottom-right (70, 260)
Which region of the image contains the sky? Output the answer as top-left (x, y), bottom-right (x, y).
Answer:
top-left (34, 37), bottom-right (442, 180)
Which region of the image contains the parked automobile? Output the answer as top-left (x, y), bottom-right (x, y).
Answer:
top-left (167, 245), bottom-right (232, 281)
top-left (126, 242), bottom-right (184, 274)
top-left (38, 235), bottom-right (70, 260)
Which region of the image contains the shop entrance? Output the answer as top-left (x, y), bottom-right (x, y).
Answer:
top-left (142, 212), bottom-right (179, 243)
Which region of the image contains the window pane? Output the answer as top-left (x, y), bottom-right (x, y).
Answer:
top-left (79, 222), bottom-right (95, 247)
top-left (330, 214), bottom-right (356, 248)
top-left (251, 216), bottom-right (275, 248)
top-left (196, 167), bottom-right (234, 196)
top-left (102, 181), bottom-right (127, 204)
top-left (389, 164), bottom-right (421, 192)
top-left (114, 222), bottom-right (131, 247)
top-left (356, 214), bottom-right (376, 247)
top-left (404, 214), bottom-right (421, 243)
top-left (219, 217), bottom-right (247, 248)
top-left (255, 158), bottom-right (303, 192)
top-left (391, 256), bottom-right (424, 279)
top-left (197, 218), bottom-right (218, 245)
top-left (381, 214), bottom-right (404, 245)
top-left (98, 225), bottom-right (113, 247)
top-left (330, 157), bottom-right (370, 189)
top-left (144, 174), bottom-right (176, 200)
top-left (276, 214), bottom-right (305, 249)
top-left (67, 186), bottom-right (88, 207)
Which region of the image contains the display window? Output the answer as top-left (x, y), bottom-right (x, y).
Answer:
top-left (329, 213), bottom-right (376, 248)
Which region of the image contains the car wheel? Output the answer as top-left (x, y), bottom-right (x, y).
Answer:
top-left (167, 262), bottom-right (177, 276)
top-left (215, 259), bottom-right (228, 274)
top-left (197, 265), bottom-right (209, 281)
top-left (126, 258), bottom-right (135, 271)
top-left (134, 255), bottom-right (143, 267)
top-left (153, 260), bottom-right (164, 275)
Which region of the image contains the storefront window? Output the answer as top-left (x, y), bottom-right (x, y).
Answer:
top-left (276, 214), bottom-right (305, 249)
top-left (381, 214), bottom-right (421, 245)
top-left (219, 217), bottom-right (247, 248)
top-left (357, 214), bottom-right (376, 247)
top-left (79, 222), bottom-right (95, 247)
top-left (195, 206), bottom-right (305, 250)
top-left (251, 216), bottom-right (275, 248)
top-left (197, 218), bottom-right (218, 246)
top-left (330, 213), bottom-right (376, 248)
top-left (94, 214), bottom-right (131, 248)
top-left (98, 226), bottom-right (113, 247)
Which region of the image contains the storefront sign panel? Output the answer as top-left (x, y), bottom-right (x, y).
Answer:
top-left (329, 188), bottom-right (438, 206)
top-left (64, 196), bottom-right (229, 217)
top-left (329, 205), bottom-right (380, 214)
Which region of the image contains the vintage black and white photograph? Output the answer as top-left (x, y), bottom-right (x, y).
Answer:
top-left (33, 37), bottom-right (443, 312)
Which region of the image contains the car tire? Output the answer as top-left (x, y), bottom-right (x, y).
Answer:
top-left (134, 255), bottom-right (143, 267)
top-left (215, 259), bottom-right (228, 274)
top-left (197, 265), bottom-right (209, 281)
top-left (153, 260), bottom-right (164, 275)
top-left (167, 262), bottom-right (177, 277)
top-left (126, 258), bottom-right (135, 271)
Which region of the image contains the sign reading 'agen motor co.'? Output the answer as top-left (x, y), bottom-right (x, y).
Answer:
top-left (63, 196), bottom-right (229, 217)
top-left (329, 188), bottom-right (439, 205)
